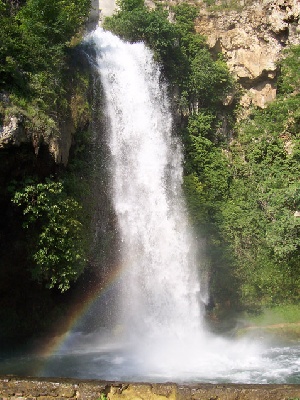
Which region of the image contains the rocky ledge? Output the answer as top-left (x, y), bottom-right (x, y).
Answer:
top-left (0, 113), bottom-right (73, 165)
top-left (1, 377), bottom-right (300, 400)
top-left (195, 0), bottom-right (300, 108)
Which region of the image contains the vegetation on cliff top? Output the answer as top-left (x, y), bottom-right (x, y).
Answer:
top-left (0, 0), bottom-right (91, 134)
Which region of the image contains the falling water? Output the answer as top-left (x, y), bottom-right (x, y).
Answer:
top-left (86, 26), bottom-right (214, 375)
top-left (93, 28), bottom-right (204, 342)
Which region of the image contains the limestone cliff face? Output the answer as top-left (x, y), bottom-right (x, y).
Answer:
top-left (0, 112), bottom-right (74, 165)
top-left (194, 0), bottom-right (300, 108)
top-left (2, 0), bottom-right (299, 162)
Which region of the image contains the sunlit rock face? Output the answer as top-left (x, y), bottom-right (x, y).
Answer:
top-left (194, 0), bottom-right (300, 108)
top-left (0, 115), bottom-right (27, 148)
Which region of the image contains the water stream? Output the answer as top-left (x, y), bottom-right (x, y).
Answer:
top-left (0, 27), bottom-right (299, 384)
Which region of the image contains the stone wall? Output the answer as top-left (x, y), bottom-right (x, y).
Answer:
top-left (1, 377), bottom-right (300, 400)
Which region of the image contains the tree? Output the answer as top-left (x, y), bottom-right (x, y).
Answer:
top-left (12, 180), bottom-right (87, 292)
top-left (278, 45), bottom-right (300, 95)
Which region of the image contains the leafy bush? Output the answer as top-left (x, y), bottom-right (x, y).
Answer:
top-left (12, 180), bottom-right (87, 292)
top-left (220, 45), bottom-right (300, 307)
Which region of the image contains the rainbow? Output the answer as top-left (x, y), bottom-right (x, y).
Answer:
top-left (36, 261), bottom-right (125, 360)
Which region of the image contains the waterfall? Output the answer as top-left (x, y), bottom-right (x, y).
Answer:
top-left (91, 28), bottom-right (205, 346)
top-left (77, 27), bottom-right (265, 381)
top-left (0, 27), bottom-right (297, 386)
top-left (4, 27), bottom-right (288, 384)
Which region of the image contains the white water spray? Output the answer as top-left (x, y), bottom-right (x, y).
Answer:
top-left (92, 28), bottom-right (205, 342)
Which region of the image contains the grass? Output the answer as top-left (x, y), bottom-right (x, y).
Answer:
top-left (245, 304), bottom-right (300, 326)
top-left (238, 304), bottom-right (300, 341)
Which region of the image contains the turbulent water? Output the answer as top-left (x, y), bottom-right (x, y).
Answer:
top-left (0, 27), bottom-right (299, 384)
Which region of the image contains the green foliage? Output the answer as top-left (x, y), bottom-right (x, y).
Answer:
top-left (188, 52), bottom-right (233, 107)
top-left (0, 0), bottom-right (91, 96)
top-left (183, 174), bottom-right (206, 225)
top-left (219, 45), bottom-right (300, 307)
top-left (221, 148), bottom-right (300, 306)
top-left (0, 1), bottom-right (26, 90)
top-left (12, 180), bottom-right (87, 292)
top-left (0, 0), bottom-right (92, 162)
top-left (202, 0), bottom-right (246, 11)
top-left (117, 0), bottom-right (144, 12)
top-left (172, 3), bottom-right (199, 33)
top-left (173, 4), bottom-right (234, 108)
top-left (183, 107), bottom-right (231, 232)
top-left (18, 0), bottom-right (90, 46)
top-left (104, 4), bottom-right (180, 79)
top-left (185, 137), bottom-right (229, 211)
top-left (277, 45), bottom-right (300, 95)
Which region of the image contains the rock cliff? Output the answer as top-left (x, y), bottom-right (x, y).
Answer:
top-left (194, 0), bottom-right (300, 107)
top-left (0, 111), bottom-right (74, 165)
top-left (1, 0), bottom-right (299, 161)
